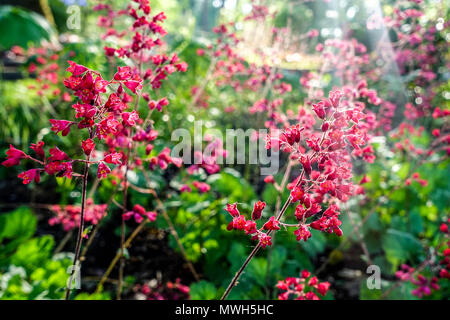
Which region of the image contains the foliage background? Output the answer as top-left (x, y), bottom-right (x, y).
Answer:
top-left (0, 0), bottom-right (449, 300)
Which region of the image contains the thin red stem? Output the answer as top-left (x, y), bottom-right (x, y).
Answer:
top-left (65, 151), bottom-right (91, 300)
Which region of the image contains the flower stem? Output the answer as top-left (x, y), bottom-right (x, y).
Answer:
top-left (65, 155), bottom-right (90, 300)
top-left (265, 161), bottom-right (293, 298)
top-left (116, 148), bottom-right (131, 300)
top-left (221, 170), bottom-right (303, 300)
top-left (221, 242), bottom-right (261, 300)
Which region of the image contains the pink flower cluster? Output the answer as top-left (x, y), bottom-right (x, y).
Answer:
top-left (276, 270), bottom-right (330, 300)
top-left (123, 204), bottom-right (157, 223)
top-left (2, 61), bottom-right (143, 183)
top-left (95, 0), bottom-right (187, 92)
top-left (15, 45), bottom-right (72, 102)
top-left (395, 265), bottom-right (440, 298)
top-left (187, 138), bottom-right (227, 175)
top-left (395, 217), bottom-right (450, 298)
top-left (49, 199), bottom-right (107, 232)
top-left (225, 201), bottom-right (275, 248)
top-left (192, 3), bottom-right (292, 115)
top-left (438, 219), bottom-right (450, 280)
top-left (94, 0), bottom-right (187, 180)
top-left (136, 278), bottom-right (189, 300)
top-left (225, 89), bottom-right (374, 248)
top-left (2, 143), bottom-right (71, 184)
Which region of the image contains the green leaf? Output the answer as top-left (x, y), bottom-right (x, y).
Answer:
top-left (246, 257), bottom-right (267, 287)
top-left (0, 6), bottom-right (55, 49)
top-left (382, 229), bottom-right (423, 271)
top-left (189, 281), bottom-right (217, 300)
top-left (382, 281), bottom-right (419, 300)
top-left (301, 229), bottom-right (326, 257)
top-left (0, 206), bottom-right (37, 243)
top-left (0, 207), bottom-right (38, 262)
top-left (10, 236), bottom-right (55, 273)
top-left (268, 247), bottom-right (287, 274)
top-left (409, 210), bottom-right (424, 235)
top-left (362, 213), bottom-right (383, 233)
top-left (360, 279), bottom-right (382, 300)
top-left (227, 242), bottom-right (247, 271)
top-left (75, 292), bottom-right (111, 300)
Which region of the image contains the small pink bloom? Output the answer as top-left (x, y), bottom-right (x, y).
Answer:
top-left (104, 152), bottom-right (122, 165)
top-left (18, 169), bottom-right (41, 184)
top-left (97, 162), bottom-right (111, 179)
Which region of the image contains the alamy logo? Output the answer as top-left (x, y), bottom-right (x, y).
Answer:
top-left (366, 265), bottom-right (381, 289)
top-left (66, 264), bottom-right (81, 290)
top-left (66, 5), bottom-right (81, 30)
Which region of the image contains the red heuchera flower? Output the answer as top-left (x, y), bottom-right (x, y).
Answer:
top-left (30, 141), bottom-right (45, 159)
top-left (2, 61), bottom-right (138, 185)
top-left (225, 201), bottom-right (277, 248)
top-left (67, 60), bottom-right (88, 76)
top-left (81, 139), bottom-right (95, 156)
top-left (396, 264), bottom-right (440, 298)
top-left (97, 162), bottom-right (111, 179)
top-left (232, 215), bottom-right (246, 231)
top-left (122, 111), bottom-right (140, 126)
top-left (264, 175), bottom-right (275, 184)
top-left (276, 271), bottom-right (330, 300)
top-left (104, 152), bottom-right (122, 165)
top-left (95, 0), bottom-right (187, 95)
top-left (252, 201), bottom-right (265, 220)
top-left (225, 203), bottom-right (239, 217)
top-left (294, 225), bottom-right (312, 242)
top-left (49, 119), bottom-right (73, 136)
top-left (123, 204), bottom-right (157, 224)
top-left (187, 138), bottom-right (227, 175)
top-left (394, 217), bottom-right (450, 298)
top-left (244, 220), bottom-right (257, 235)
top-left (2, 145), bottom-right (27, 167)
top-left (179, 184), bottom-right (192, 193)
top-left (148, 97), bottom-right (169, 112)
top-left (224, 89), bottom-right (373, 248)
top-left (22, 46), bottom-right (67, 100)
top-left (258, 233), bottom-right (272, 248)
top-left (148, 148), bottom-right (183, 171)
top-left (48, 147), bottom-right (69, 162)
top-left (18, 169), bottom-right (41, 184)
top-left (263, 216), bottom-right (280, 231)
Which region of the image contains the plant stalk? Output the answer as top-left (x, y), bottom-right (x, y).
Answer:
top-left (65, 154), bottom-right (90, 300)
